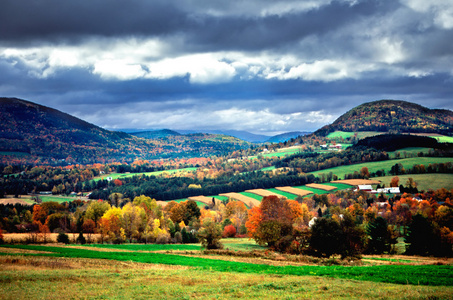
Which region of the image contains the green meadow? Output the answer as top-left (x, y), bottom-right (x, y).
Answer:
top-left (373, 173), bottom-right (453, 191)
top-left (92, 167), bottom-right (197, 182)
top-left (309, 157), bottom-right (453, 180)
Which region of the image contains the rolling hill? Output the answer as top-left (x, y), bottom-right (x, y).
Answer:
top-left (315, 100), bottom-right (453, 136)
top-left (0, 98), bottom-right (250, 164)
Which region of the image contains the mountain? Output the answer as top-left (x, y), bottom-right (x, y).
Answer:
top-left (130, 129), bottom-right (181, 139)
top-left (177, 129), bottom-right (270, 143)
top-left (315, 100), bottom-right (453, 136)
top-left (266, 131), bottom-right (310, 143)
top-left (0, 98), bottom-right (250, 164)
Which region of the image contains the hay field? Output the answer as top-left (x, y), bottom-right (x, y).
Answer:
top-left (275, 186), bottom-right (313, 197)
top-left (305, 183), bottom-right (337, 191)
top-left (188, 196), bottom-right (221, 206)
top-left (219, 193), bottom-right (261, 207)
top-left (245, 189), bottom-right (284, 198)
top-left (331, 179), bottom-right (382, 186)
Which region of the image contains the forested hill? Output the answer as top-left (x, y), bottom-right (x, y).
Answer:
top-left (315, 100), bottom-right (453, 136)
top-left (0, 98), bottom-right (250, 164)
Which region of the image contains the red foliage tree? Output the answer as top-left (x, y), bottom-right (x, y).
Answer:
top-left (32, 205), bottom-right (47, 224)
top-left (222, 224), bottom-right (237, 238)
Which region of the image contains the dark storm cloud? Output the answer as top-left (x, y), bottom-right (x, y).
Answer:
top-left (0, 0), bottom-right (186, 43)
top-left (185, 0), bottom-right (397, 51)
top-left (1, 0), bottom-right (452, 133)
top-left (1, 0), bottom-right (395, 51)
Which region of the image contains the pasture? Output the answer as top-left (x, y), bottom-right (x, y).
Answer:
top-left (0, 242), bottom-right (452, 299)
top-left (309, 157), bottom-right (453, 180)
top-left (91, 167), bottom-right (197, 182)
top-left (373, 173), bottom-right (453, 191)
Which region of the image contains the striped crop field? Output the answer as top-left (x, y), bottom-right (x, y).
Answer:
top-left (188, 196), bottom-right (220, 206)
top-left (245, 189), bottom-right (283, 198)
top-left (305, 183), bottom-right (337, 191)
top-left (219, 192), bottom-right (261, 207)
top-left (275, 186), bottom-right (313, 197)
top-left (331, 179), bottom-right (381, 186)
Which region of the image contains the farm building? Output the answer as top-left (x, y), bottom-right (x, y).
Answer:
top-left (376, 187), bottom-right (400, 194)
top-left (329, 144), bottom-right (342, 150)
top-left (354, 185), bottom-right (373, 192)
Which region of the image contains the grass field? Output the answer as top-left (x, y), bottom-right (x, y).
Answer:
top-left (387, 147), bottom-right (432, 158)
top-left (309, 157), bottom-right (453, 180)
top-left (2, 254), bottom-right (451, 299)
top-left (373, 173), bottom-right (453, 191)
top-left (326, 131), bottom-right (386, 140)
top-left (91, 167), bottom-right (197, 182)
top-left (1, 243), bottom-right (452, 300)
top-left (430, 135), bottom-right (453, 143)
top-left (0, 195), bottom-right (82, 205)
top-left (267, 188), bottom-right (298, 200)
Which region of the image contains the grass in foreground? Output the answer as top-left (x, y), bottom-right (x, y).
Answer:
top-left (1, 255), bottom-right (451, 300)
top-left (1, 245), bottom-right (452, 287)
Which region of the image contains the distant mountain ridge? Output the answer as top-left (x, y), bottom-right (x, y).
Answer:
top-left (130, 129), bottom-right (181, 139)
top-left (315, 100), bottom-right (453, 136)
top-left (0, 98), bottom-right (250, 163)
top-left (266, 131), bottom-right (311, 143)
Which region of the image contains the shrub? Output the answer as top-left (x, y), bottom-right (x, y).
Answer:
top-left (57, 232), bottom-right (70, 244)
top-left (156, 232), bottom-right (171, 244)
top-left (222, 225), bottom-right (236, 238)
top-left (174, 231), bottom-right (183, 243)
top-left (76, 232), bottom-right (86, 245)
top-left (198, 219), bottom-right (223, 250)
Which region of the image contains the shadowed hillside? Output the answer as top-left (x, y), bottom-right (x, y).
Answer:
top-left (315, 100), bottom-right (453, 136)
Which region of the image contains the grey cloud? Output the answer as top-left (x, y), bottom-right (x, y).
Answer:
top-left (0, 0), bottom-right (186, 44)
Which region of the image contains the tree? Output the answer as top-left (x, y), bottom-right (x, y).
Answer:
top-left (99, 207), bottom-right (123, 243)
top-left (360, 167), bottom-right (370, 179)
top-left (197, 218), bottom-right (223, 249)
top-left (405, 214), bottom-right (434, 255)
top-left (245, 206), bottom-right (262, 240)
top-left (390, 176), bottom-right (400, 187)
top-left (85, 200), bottom-right (110, 226)
top-left (32, 205), bottom-right (47, 224)
top-left (340, 213), bottom-right (366, 258)
top-left (366, 216), bottom-right (395, 254)
top-left (184, 200), bottom-right (201, 224)
top-left (310, 217), bottom-right (343, 257)
top-left (121, 203), bottom-right (146, 241)
top-left (222, 224), bottom-right (236, 238)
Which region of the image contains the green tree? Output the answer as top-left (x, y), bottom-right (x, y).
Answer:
top-left (405, 214), bottom-right (434, 256)
top-left (310, 217), bottom-right (343, 257)
top-left (197, 219), bottom-right (223, 249)
top-left (85, 200), bottom-right (110, 226)
top-left (183, 200), bottom-right (201, 224)
top-left (366, 216), bottom-right (394, 254)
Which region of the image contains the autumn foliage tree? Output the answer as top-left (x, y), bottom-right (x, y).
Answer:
top-left (246, 196), bottom-right (298, 247)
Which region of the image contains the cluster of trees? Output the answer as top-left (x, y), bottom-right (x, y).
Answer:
top-left (244, 189), bottom-right (453, 257)
top-left (1, 187), bottom-right (452, 256)
top-left (88, 171), bottom-right (316, 201)
top-left (275, 147), bottom-right (389, 173)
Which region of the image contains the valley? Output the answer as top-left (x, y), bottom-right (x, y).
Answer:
top-left (1, 98), bottom-right (452, 299)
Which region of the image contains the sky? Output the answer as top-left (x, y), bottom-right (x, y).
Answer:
top-left (1, 0), bottom-right (453, 135)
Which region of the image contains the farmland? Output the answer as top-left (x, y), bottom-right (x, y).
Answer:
top-left (309, 156), bottom-right (453, 180)
top-left (0, 243), bottom-right (452, 299)
top-left (373, 173), bottom-right (453, 191)
top-left (91, 167), bottom-right (198, 182)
